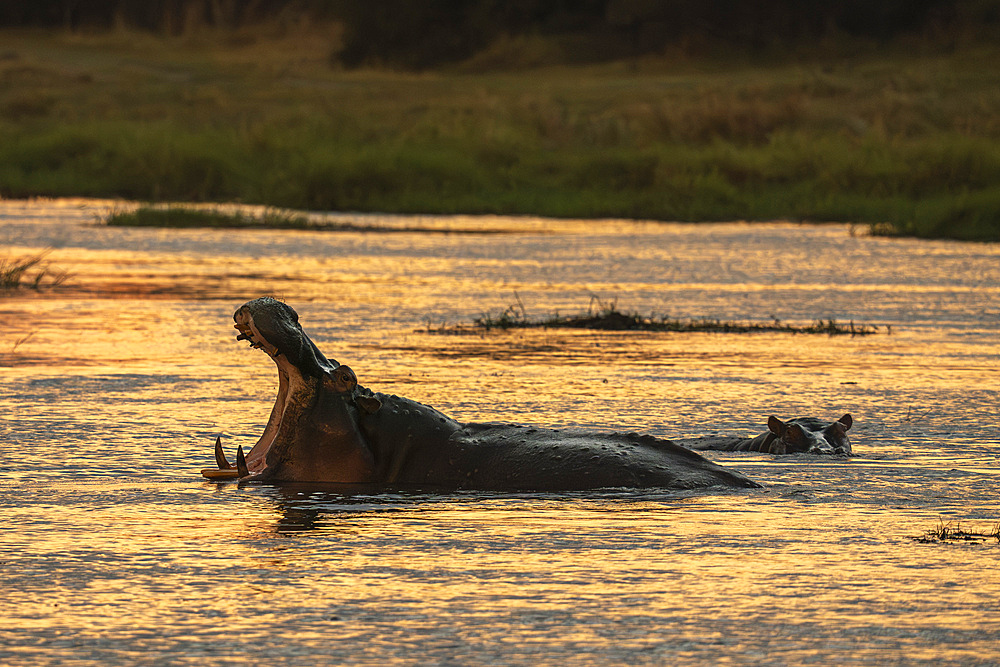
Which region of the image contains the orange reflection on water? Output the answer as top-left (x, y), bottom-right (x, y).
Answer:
top-left (2, 199), bottom-right (999, 664)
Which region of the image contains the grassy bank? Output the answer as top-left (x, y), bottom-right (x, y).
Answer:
top-left (2, 29), bottom-right (999, 240)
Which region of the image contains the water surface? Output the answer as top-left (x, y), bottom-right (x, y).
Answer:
top-left (2, 199), bottom-right (998, 665)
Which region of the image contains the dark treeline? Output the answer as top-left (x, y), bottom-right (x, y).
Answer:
top-left (2, 0), bottom-right (997, 68)
top-left (0, 0), bottom-right (297, 33)
top-left (331, 0), bottom-right (983, 68)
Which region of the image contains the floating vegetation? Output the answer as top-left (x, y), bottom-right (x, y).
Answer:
top-left (0, 252), bottom-right (67, 292)
top-left (433, 294), bottom-right (882, 336)
top-left (915, 520), bottom-right (1000, 544)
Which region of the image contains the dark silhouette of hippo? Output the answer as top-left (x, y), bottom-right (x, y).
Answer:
top-left (203, 297), bottom-right (759, 492)
top-left (676, 414), bottom-right (853, 455)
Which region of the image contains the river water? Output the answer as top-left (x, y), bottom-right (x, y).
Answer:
top-left (2, 199), bottom-right (998, 665)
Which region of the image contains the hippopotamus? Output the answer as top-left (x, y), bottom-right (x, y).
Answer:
top-left (675, 414), bottom-right (853, 455)
top-left (203, 297), bottom-right (758, 491)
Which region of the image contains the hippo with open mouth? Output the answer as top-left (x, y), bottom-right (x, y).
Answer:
top-left (203, 297), bottom-right (759, 491)
top-left (676, 414), bottom-right (853, 455)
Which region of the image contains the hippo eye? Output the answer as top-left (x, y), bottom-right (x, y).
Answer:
top-left (786, 425), bottom-right (806, 444)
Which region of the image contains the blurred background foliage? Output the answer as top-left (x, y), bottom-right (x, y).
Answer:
top-left (1, 1), bottom-right (999, 239)
top-left (2, 1), bottom-right (999, 69)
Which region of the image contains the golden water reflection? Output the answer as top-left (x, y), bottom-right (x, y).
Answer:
top-left (1, 199), bottom-right (998, 664)
top-left (5, 482), bottom-right (999, 664)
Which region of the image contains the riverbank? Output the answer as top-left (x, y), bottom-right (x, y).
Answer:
top-left (1, 28), bottom-right (998, 240)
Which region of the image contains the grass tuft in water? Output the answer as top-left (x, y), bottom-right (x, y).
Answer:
top-left (0, 252), bottom-right (68, 292)
top-left (915, 520), bottom-right (1000, 544)
top-left (443, 294), bottom-right (881, 335)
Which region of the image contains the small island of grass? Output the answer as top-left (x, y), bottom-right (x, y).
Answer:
top-left (104, 206), bottom-right (314, 230)
top-left (102, 206), bottom-right (522, 234)
top-left (915, 520), bottom-right (1000, 544)
top-left (432, 295), bottom-right (883, 336)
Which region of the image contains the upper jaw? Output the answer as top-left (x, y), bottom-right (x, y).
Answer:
top-left (234, 310), bottom-right (280, 359)
top-left (234, 298), bottom-right (339, 379)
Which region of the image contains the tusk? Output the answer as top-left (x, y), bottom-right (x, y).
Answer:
top-left (201, 436), bottom-right (239, 479)
top-left (236, 445), bottom-right (250, 478)
top-left (214, 436), bottom-right (234, 469)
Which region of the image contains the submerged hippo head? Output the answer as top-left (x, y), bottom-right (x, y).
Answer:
top-left (208, 297), bottom-right (382, 483)
top-left (766, 413), bottom-right (853, 455)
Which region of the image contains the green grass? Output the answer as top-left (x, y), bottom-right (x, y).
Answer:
top-left (437, 294), bottom-right (881, 335)
top-left (1, 29), bottom-right (999, 240)
top-left (105, 206), bottom-right (311, 229)
top-left (103, 205), bottom-right (521, 233)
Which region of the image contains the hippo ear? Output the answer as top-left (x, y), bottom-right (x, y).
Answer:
top-left (767, 415), bottom-right (786, 435)
top-left (838, 413), bottom-right (853, 430)
top-left (357, 395), bottom-right (382, 414)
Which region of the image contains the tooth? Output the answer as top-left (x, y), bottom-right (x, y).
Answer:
top-left (236, 333), bottom-right (250, 341)
top-left (214, 436), bottom-right (233, 469)
top-left (236, 445), bottom-right (249, 478)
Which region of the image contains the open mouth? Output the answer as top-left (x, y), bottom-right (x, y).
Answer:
top-left (202, 307), bottom-right (294, 480)
top-left (201, 297), bottom-right (363, 482)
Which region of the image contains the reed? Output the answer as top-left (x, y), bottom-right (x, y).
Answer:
top-left (0, 252), bottom-right (67, 291)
